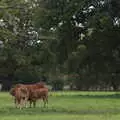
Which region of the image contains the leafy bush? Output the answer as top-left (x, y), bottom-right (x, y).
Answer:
top-left (51, 78), bottom-right (64, 91)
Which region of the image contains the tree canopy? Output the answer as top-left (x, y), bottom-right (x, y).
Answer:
top-left (0, 0), bottom-right (120, 90)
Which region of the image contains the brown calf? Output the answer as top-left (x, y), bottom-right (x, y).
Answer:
top-left (29, 87), bottom-right (48, 108)
top-left (10, 85), bottom-right (29, 109)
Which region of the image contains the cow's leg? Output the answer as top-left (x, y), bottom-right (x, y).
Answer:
top-left (16, 99), bottom-right (20, 109)
top-left (19, 99), bottom-right (22, 110)
top-left (29, 100), bottom-right (32, 108)
top-left (42, 97), bottom-right (47, 108)
top-left (25, 98), bottom-right (28, 108)
top-left (16, 99), bottom-right (20, 108)
top-left (19, 98), bottom-right (24, 110)
top-left (23, 97), bottom-right (28, 108)
top-left (46, 95), bottom-right (48, 105)
top-left (14, 98), bottom-right (17, 108)
top-left (33, 100), bottom-right (36, 108)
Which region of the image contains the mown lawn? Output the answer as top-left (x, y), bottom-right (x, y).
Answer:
top-left (0, 91), bottom-right (120, 120)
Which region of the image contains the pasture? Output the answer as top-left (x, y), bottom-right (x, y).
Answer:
top-left (0, 91), bottom-right (120, 120)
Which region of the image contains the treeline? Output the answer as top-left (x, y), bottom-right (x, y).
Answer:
top-left (0, 0), bottom-right (120, 91)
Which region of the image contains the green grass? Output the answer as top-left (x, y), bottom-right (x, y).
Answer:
top-left (0, 91), bottom-right (120, 120)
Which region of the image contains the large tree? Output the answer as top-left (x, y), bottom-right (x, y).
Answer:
top-left (33, 0), bottom-right (120, 90)
top-left (0, 0), bottom-right (42, 90)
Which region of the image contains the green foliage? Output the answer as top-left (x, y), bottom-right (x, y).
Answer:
top-left (0, 0), bottom-right (120, 90)
top-left (14, 67), bottom-right (40, 84)
top-left (51, 78), bottom-right (64, 90)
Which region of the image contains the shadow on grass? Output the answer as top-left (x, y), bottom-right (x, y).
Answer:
top-left (55, 93), bottom-right (120, 99)
top-left (0, 105), bottom-right (120, 116)
top-left (79, 94), bottom-right (120, 99)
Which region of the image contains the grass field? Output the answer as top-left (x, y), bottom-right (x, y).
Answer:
top-left (0, 91), bottom-right (120, 120)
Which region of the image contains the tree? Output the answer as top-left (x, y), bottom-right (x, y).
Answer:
top-left (0, 0), bottom-right (42, 90)
top-left (33, 0), bottom-right (120, 90)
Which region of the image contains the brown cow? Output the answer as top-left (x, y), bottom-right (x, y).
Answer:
top-left (29, 87), bottom-right (48, 108)
top-left (10, 85), bottom-right (29, 109)
top-left (10, 82), bottom-right (47, 108)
